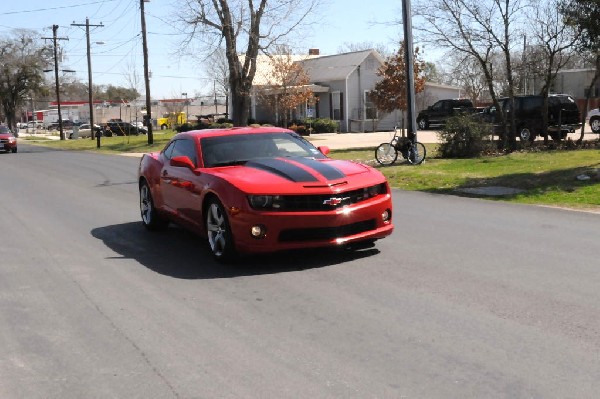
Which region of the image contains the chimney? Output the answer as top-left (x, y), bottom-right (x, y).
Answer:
top-left (308, 48), bottom-right (320, 56)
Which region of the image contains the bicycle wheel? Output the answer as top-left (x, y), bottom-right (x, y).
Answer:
top-left (406, 141), bottom-right (426, 165)
top-left (375, 143), bottom-right (398, 166)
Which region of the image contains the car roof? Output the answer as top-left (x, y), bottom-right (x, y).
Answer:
top-left (176, 126), bottom-right (295, 140)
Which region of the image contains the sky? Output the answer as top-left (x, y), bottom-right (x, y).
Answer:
top-left (0, 0), bottom-right (413, 100)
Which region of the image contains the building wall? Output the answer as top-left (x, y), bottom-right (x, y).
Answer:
top-left (553, 69), bottom-right (600, 111)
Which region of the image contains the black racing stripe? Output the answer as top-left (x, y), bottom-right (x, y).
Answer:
top-left (291, 157), bottom-right (346, 180)
top-left (246, 158), bottom-right (318, 182)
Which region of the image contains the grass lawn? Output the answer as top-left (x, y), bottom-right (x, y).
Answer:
top-left (23, 132), bottom-right (600, 211)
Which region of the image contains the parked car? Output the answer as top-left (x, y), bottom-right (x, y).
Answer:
top-left (70, 123), bottom-right (103, 139)
top-left (587, 108), bottom-right (600, 134)
top-left (479, 94), bottom-right (581, 141)
top-left (138, 127), bottom-right (394, 261)
top-left (47, 120), bottom-right (79, 131)
top-left (0, 126), bottom-right (17, 153)
top-left (417, 99), bottom-right (477, 130)
top-left (104, 121), bottom-right (146, 136)
top-left (27, 121), bottom-right (45, 130)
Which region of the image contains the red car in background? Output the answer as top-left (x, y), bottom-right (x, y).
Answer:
top-left (0, 126), bottom-right (17, 153)
top-left (138, 127), bottom-right (394, 261)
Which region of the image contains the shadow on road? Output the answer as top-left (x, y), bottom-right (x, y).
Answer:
top-left (91, 222), bottom-right (379, 280)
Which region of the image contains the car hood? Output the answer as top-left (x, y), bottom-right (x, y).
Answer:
top-left (209, 157), bottom-right (382, 193)
top-left (0, 133), bottom-right (14, 139)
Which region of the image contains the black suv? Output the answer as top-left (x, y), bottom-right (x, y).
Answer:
top-left (417, 99), bottom-right (476, 130)
top-left (480, 94), bottom-right (581, 141)
top-left (103, 121), bottom-right (146, 136)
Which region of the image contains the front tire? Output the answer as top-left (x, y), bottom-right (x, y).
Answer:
top-left (139, 181), bottom-right (169, 230)
top-left (375, 143), bottom-right (398, 166)
top-left (417, 118), bottom-right (429, 130)
top-left (205, 199), bottom-right (236, 262)
top-left (519, 127), bottom-right (534, 142)
top-left (590, 117), bottom-right (600, 134)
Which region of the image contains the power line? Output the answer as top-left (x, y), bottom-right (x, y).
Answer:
top-left (3, 0), bottom-right (118, 15)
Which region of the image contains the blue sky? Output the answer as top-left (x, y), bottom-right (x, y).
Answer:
top-left (0, 0), bottom-right (411, 99)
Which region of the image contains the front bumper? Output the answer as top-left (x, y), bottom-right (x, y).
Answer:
top-left (229, 194), bottom-right (394, 254)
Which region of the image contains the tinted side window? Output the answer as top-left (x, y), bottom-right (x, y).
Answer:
top-left (163, 141), bottom-right (176, 160)
top-left (171, 139), bottom-right (198, 167)
top-left (431, 101), bottom-right (443, 110)
top-left (521, 97), bottom-right (543, 112)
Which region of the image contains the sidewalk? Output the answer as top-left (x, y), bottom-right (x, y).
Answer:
top-left (307, 130), bottom-right (441, 150)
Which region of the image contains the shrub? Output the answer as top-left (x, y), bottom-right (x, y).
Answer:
top-left (210, 122), bottom-right (234, 129)
top-left (288, 124), bottom-right (308, 135)
top-left (437, 114), bottom-right (493, 158)
top-left (309, 118), bottom-right (338, 133)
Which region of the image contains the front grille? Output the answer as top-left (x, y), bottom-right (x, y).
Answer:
top-left (275, 183), bottom-right (386, 211)
top-left (279, 219), bottom-right (377, 242)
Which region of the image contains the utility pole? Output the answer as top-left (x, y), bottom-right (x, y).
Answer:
top-left (43, 25), bottom-right (69, 140)
top-left (214, 80), bottom-right (218, 114)
top-left (72, 18), bottom-right (103, 147)
top-left (401, 0), bottom-right (417, 145)
top-left (140, 0), bottom-right (153, 144)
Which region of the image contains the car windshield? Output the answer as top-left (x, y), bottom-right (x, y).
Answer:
top-left (200, 132), bottom-right (327, 167)
top-left (0, 126), bottom-right (10, 134)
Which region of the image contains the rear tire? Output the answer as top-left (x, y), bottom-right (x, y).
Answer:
top-left (375, 143), bottom-right (398, 166)
top-left (139, 181), bottom-right (169, 230)
top-left (406, 142), bottom-right (426, 165)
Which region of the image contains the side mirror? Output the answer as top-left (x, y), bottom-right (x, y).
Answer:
top-left (170, 155), bottom-right (195, 170)
top-left (318, 146), bottom-right (330, 155)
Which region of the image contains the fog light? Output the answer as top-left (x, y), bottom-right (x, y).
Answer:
top-left (381, 209), bottom-right (391, 222)
top-left (250, 225), bottom-right (266, 238)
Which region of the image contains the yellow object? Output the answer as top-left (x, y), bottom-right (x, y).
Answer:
top-left (157, 112), bottom-right (187, 130)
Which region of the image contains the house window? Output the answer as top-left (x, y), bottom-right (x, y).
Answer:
top-left (330, 92), bottom-right (343, 120)
top-left (364, 91), bottom-right (377, 120)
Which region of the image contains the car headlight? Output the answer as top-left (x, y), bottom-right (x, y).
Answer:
top-left (363, 183), bottom-right (386, 199)
top-left (248, 195), bottom-right (283, 210)
top-left (8, 137), bottom-right (16, 143)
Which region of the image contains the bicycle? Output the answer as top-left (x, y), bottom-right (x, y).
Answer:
top-left (375, 126), bottom-right (426, 166)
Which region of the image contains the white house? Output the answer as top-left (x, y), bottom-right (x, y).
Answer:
top-left (249, 49), bottom-right (465, 132)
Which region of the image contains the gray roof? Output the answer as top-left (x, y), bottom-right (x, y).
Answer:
top-left (299, 50), bottom-right (384, 83)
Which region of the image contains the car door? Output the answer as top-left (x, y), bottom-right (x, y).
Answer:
top-left (160, 138), bottom-right (202, 226)
top-left (429, 100), bottom-right (447, 124)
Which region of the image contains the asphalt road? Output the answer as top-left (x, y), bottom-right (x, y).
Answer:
top-left (1, 144), bottom-right (600, 398)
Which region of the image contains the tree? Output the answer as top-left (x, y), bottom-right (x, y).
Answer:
top-left (561, 0), bottom-right (600, 142)
top-left (369, 43), bottom-right (426, 114)
top-left (526, 0), bottom-right (579, 142)
top-left (254, 49), bottom-right (314, 127)
top-left (0, 30), bottom-right (49, 131)
top-left (415, 0), bottom-right (528, 150)
top-left (204, 47), bottom-right (230, 118)
top-left (181, 0), bottom-right (319, 126)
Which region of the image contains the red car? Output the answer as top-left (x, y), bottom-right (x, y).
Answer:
top-left (0, 126), bottom-right (17, 153)
top-left (138, 127), bottom-right (394, 261)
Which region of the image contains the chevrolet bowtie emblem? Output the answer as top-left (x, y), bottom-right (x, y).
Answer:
top-left (323, 197), bottom-right (343, 206)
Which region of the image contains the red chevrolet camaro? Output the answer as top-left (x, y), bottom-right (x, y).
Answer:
top-left (0, 126), bottom-right (17, 153)
top-left (138, 127), bottom-right (394, 261)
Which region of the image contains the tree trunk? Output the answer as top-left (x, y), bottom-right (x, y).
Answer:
top-left (578, 54), bottom-right (600, 144)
